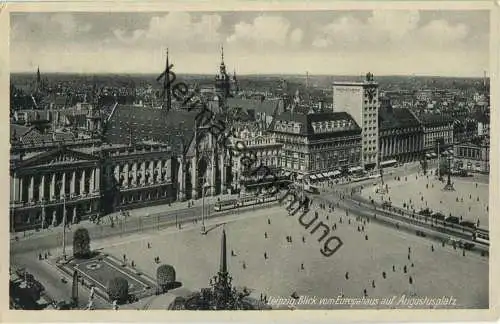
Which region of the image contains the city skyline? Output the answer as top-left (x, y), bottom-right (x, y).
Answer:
top-left (11, 10), bottom-right (489, 77)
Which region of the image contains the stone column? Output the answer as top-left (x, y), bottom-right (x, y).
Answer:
top-left (89, 169), bottom-right (95, 193)
top-left (133, 162), bottom-right (138, 186)
top-left (50, 174), bottom-right (55, 201)
top-left (177, 157), bottom-right (185, 201)
top-left (149, 161), bottom-right (154, 185)
top-left (80, 169), bottom-right (86, 195)
top-left (220, 153), bottom-right (226, 194)
top-left (28, 176), bottom-right (34, 202)
top-left (123, 163), bottom-right (129, 187)
top-left (95, 168), bottom-right (100, 191)
top-left (60, 172), bottom-right (66, 198)
top-left (70, 171), bottom-right (76, 196)
top-left (39, 175), bottom-right (45, 202)
top-left (51, 210), bottom-right (57, 227)
top-left (191, 157), bottom-right (198, 199)
top-left (13, 173), bottom-right (20, 202)
top-left (72, 206), bottom-right (77, 224)
top-left (41, 206), bottom-right (46, 229)
top-left (165, 159), bottom-right (171, 182)
top-left (141, 162), bottom-right (146, 185)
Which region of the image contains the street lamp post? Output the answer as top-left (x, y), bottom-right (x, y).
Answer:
top-left (62, 195), bottom-right (67, 260)
top-left (201, 182), bottom-right (211, 235)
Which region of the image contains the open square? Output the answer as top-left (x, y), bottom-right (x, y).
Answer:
top-left (98, 204), bottom-right (488, 309)
top-left (362, 174), bottom-right (489, 228)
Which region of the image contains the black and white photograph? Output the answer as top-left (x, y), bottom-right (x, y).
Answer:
top-left (6, 4), bottom-right (494, 316)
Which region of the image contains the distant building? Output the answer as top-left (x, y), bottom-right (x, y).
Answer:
top-left (271, 110), bottom-right (362, 179)
top-left (378, 98), bottom-right (423, 163)
top-left (332, 72), bottom-right (379, 169)
top-left (417, 113), bottom-right (454, 154)
top-left (453, 137), bottom-right (489, 173)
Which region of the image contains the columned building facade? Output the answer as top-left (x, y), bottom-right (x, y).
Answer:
top-left (378, 98), bottom-right (424, 163)
top-left (10, 146), bottom-right (101, 231)
top-left (418, 114), bottom-right (454, 154)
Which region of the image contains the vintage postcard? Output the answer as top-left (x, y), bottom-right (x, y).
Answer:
top-left (1, 0), bottom-right (498, 323)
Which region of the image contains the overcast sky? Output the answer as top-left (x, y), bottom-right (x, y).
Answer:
top-left (10, 10), bottom-right (489, 77)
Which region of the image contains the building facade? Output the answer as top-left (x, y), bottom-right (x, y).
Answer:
top-left (418, 114), bottom-right (454, 153)
top-left (332, 73), bottom-right (379, 169)
top-left (453, 138), bottom-right (490, 173)
top-left (271, 111), bottom-right (362, 178)
top-left (378, 97), bottom-right (424, 163)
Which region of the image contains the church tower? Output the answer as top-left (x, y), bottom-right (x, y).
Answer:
top-left (215, 45), bottom-right (231, 100)
top-left (86, 79), bottom-right (102, 134)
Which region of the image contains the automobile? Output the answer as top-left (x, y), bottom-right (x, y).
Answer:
top-left (459, 221), bottom-right (476, 229)
top-left (445, 216), bottom-right (460, 224)
top-left (416, 230), bottom-right (426, 237)
top-left (463, 242), bottom-right (475, 250)
top-left (381, 201), bottom-right (392, 208)
top-left (432, 213), bottom-right (446, 221)
top-left (418, 208), bottom-right (432, 216)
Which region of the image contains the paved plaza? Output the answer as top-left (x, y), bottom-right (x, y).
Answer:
top-left (97, 203), bottom-right (488, 309)
top-left (362, 172), bottom-right (489, 228)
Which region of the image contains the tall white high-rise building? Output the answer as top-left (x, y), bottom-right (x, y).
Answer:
top-left (332, 73), bottom-right (380, 169)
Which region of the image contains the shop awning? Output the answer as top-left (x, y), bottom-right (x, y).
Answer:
top-left (425, 153), bottom-right (431, 158)
top-left (332, 170), bottom-right (341, 177)
top-left (316, 173), bottom-right (324, 179)
top-left (297, 174), bottom-right (303, 180)
top-left (284, 172), bottom-right (292, 177)
top-left (310, 174), bottom-right (317, 180)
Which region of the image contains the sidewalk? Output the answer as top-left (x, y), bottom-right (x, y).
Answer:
top-left (11, 193), bottom-right (239, 242)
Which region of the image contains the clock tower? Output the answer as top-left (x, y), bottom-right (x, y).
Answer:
top-left (332, 73), bottom-right (380, 170)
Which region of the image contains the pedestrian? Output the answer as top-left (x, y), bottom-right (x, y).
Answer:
top-left (363, 288), bottom-right (367, 297)
top-left (408, 247), bottom-right (411, 254)
top-left (302, 236), bottom-right (305, 243)
top-left (463, 250), bottom-right (465, 257)
top-left (431, 245), bottom-right (434, 252)
top-left (231, 250), bottom-right (235, 256)
top-left (365, 235), bottom-right (368, 241)
top-left (361, 226), bottom-right (365, 232)
top-left (131, 260), bottom-right (135, 267)
top-left (409, 276), bottom-right (413, 285)
top-left (123, 254), bottom-right (126, 262)
top-left (403, 265), bottom-right (407, 273)
top-left (301, 263), bottom-right (304, 270)
top-left (268, 219), bottom-right (271, 225)
top-left (242, 262), bottom-right (246, 269)
top-left (345, 272), bottom-right (349, 280)
top-left (264, 252), bottom-right (267, 260)
top-left (357, 226), bottom-right (360, 232)
top-left (411, 263), bottom-right (414, 268)
top-left (147, 242), bottom-right (151, 249)
top-left (38, 253), bottom-right (42, 260)
top-left (392, 265), bottom-right (395, 272)
top-left (382, 271), bottom-right (386, 279)
top-left (408, 254), bottom-right (411, 260)
top-left (264, 232), bottom-right (267, 239)
top-left (44, 252), bottom-right (47, 259)
top-left (372, 280), bottom-right (375, 288)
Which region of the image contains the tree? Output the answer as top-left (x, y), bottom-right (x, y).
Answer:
top-left (73, 228), bottom-right (91, 259)
top-left (106, 277), bottom-right (129, 304)
top-left (156, 264), bottom-right (176, 292)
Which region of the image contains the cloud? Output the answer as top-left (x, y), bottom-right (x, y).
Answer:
top-left (110, 12), bottom-right (222, 49)
top-left (12, 13), bottom-right (91, 41)
top-left (289, 28), bottom-right (304, 45)
top-left (312, 10), bottom-right (469, 51)
top-left (227, 15), bottom-right (300, 48)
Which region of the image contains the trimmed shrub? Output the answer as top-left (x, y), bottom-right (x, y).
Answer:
top-left (156, 264), bottom-right (176, 291)
top-left (106, 277), bottom-right (129, 304)
top-left (72, 228), bottom-right (91, 259)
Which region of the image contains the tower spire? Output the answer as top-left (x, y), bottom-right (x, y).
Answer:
top-left (221, 44), bottom-right (224, 64)
top-left (165, 48), bottom-right (172, 111)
